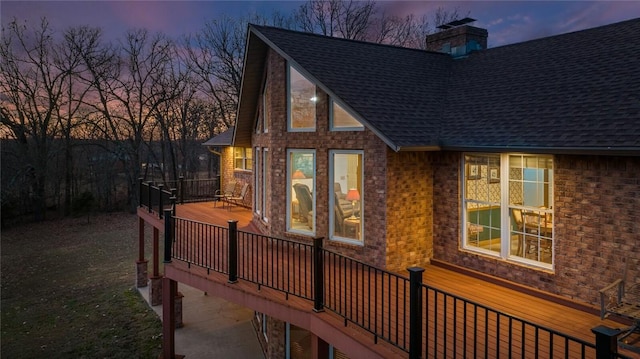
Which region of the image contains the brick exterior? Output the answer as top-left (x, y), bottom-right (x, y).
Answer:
top-left (433, 153), bottom-right (640, 306)
top-left (251, 49), bottom-right (391, 268)
top-left (385, 151), bottom-right (433, 272)
top-left (225, 48), bottom-right (639, 317)
top-left (221, 146), bottom-right (253, 208)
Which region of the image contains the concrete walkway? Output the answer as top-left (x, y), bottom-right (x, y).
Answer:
top-left (138, 283), bottom-right (265, 359)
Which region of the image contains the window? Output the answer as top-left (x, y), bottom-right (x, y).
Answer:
top-left (287, 150), bottom-right (315, 234)
top-left (234, 147), bottom-right (252, 170)
top-left (254, 148), bottom-right (262, 216)
top-left (288, 65), bottom-right (316, 131)
top-left (331, 99), bottom-right (363, 130)
top-left (262, 148), bottom-right (269, 222)
top-left (330, 150), bottom-right (364, 244)
top-left (263, 80), bottom-right (269, 133)
top-left (463, 153), bottom-right (554, 268)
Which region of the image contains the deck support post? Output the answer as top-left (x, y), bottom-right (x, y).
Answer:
top-left (313, 237), bottom-right (325, 312)
top-left (408, 267), bottom-right (425, 359)
top-left (591, 325), bottom-right (620, 359)
top-left (228, 220), bottom-right (238, 283)
top-left (161, 277), bottom-right (180, 359)
top-left (136, 217), bottom-right (148, 288)
top-left (150, 226), bottom-right (163, 305)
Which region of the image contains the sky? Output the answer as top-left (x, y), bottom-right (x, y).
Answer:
top-left (1, 1), bottom-right (639, 48)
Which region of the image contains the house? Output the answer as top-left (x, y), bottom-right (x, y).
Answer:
top-left (197, 17), bottom-right (640, 357)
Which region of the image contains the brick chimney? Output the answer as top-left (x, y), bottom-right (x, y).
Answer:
top-left (426, 18), bottom-right (487, 57)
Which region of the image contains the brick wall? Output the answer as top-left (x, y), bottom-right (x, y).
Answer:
top-left (385, 151), bottom-right (433, 272)
top-left (252, 48), bottom-right (389, 268)
top-left (433, 152), bottom-right (640, 305)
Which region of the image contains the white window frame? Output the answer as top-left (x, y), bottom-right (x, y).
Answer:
top-left (234, 147), bottom-right (252, 171)
top-left (263, 79), bottom-right (269, 133)
top-left (254, 147), bottom-right (261, 216)
top-left (329, 150), bottom-right (364, 246)
top-left (287, 64), bottom-right (316, 132)
top-left (287, 149), bottom-right (316, 235)
top-left (330, 98), bottom-right (364, 131)
top-left (462, 153), bottom-right (554, 270)
top-left (262, 148), bottom-right (269, 223)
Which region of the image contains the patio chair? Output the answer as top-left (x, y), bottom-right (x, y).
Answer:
top-left (599, 258), bottom-right (640, 353)
top-left (225, 183), bottom-right (249, 211)
top-left (214, 181), bottom-right (236, 208)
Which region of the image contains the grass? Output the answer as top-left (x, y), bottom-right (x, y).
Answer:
top-left (1, 212), bottom-right (162, 358)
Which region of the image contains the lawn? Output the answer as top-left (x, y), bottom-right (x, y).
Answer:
top-left (1, 212), bottom-right (162, 358)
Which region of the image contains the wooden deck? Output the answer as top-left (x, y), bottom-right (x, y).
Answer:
top-left (165, 201), bottom-right (631, 358)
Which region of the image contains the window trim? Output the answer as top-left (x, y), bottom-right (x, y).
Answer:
top-left (330, 98), bottom-right (364, 131)
top-left (262, 148), bottom-right (269, 223)
top-left (287, 64), bottom-right (316, 132)
top-left (233, 147), bottom-right (252, 171)
top-left (262, 79), bottom-right (269, 133)
top-left (462, 153), bottom-right (554, 270)
top-left (329, 149), bottom-right (364, 246)
top-left (287, 149), bottom-right (316, 236)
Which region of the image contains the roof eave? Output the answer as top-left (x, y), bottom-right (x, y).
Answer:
top-left (442, 145), bottom-right (640, 156)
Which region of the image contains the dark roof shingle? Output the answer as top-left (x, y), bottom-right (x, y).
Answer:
top-left (236, 18), bottom-right (640, 154)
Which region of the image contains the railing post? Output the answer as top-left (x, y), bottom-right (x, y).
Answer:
top-left (170, 195), bottom-right (177, 218)
top-left (228, 220), bottom-right (238, 283)
top-left (313, 237), bottom-right (325, 312)
top-left (179, 176), bottom-right (185, 204)
top-left (408, 267), bottom-right (425, 359)
top-left (158, 184), bottom-right (164, 219)
top-left (147, 181), bottom-right (153, 213)
top-left (591, 325), bottom-right (619, 359)
top-left (138, 177), bottom-right (143, 208)
top-left (163, 209), bottom-right (173, 263)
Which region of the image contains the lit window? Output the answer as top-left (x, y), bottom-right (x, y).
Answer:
top-left (262, 148), bottom-right (269, 222)
top-left (234, 147), bottom-right (252, 170)
top-left (331, 100), bottom-right (363, 130)
top-left (288, 65), bottom-right (316, 131)
top-left (330, 150), bottom-right (364, 244)
top-left (287, 150), bottom-right (315, 234)
top-left (463, 153), bottom-right (554, 268)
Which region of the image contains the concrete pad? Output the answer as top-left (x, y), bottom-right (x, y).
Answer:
top-left (139, 283), bottom-right (265, 359)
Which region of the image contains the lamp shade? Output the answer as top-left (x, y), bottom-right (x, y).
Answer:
top-left (345, 188), bottom-right (360, 201)
top-left (292, 169), bottom-right (306, 179)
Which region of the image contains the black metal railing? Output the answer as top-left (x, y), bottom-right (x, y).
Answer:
top-left (162, 215), bottom-right (632, 359)
top-left (323, 249), bottom-right (412, 351)
top-left (139, 179), bottom-right (175, 218)
top-left (140, 177), bottom-right (220, 211)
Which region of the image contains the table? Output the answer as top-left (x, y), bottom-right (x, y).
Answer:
top-left (343, 217), bottom-right (361, 239)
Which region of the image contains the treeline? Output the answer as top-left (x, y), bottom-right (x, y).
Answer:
top-left (0, 0), bottom-right (464, 223)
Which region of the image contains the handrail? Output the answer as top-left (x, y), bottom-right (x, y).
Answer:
top-left (166, 215), bottom-right (602, 357)
top-left (139, 177), bottom-right (220, 211)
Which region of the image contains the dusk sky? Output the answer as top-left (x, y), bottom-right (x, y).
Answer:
top-left (2, 1), bottom-right (639, 48)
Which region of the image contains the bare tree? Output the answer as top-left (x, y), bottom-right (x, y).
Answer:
top-left (0, 18), bottom-right (70, 220)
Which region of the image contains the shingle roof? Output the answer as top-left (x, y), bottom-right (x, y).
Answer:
top-left (202, 127), bottom-right (234, 146)
top-left (236, 18), bottom-right (640, 155)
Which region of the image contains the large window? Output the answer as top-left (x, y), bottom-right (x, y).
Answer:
top-left (262, 148), bottom-right (270, 222)
top-left (288, 150), bottom-right (315, 234)
top-left (330, 150), bottom-right (364, 244)
top-left (288, 65), bottom-right (316, 131)
top-left (463, 153), bottom-right (554, 268)
top-left (234, 147), bottom-right (252, 170)
top-left (331, 99), bottom-right (363, 130)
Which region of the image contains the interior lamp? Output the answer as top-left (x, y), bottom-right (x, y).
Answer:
top-left (292, 169), bottom-right (306, 179)
top-left (345, 188), bottom-right (360, 219)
